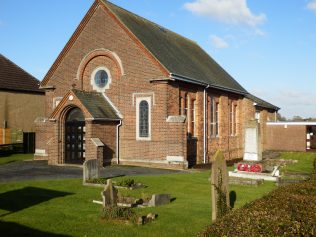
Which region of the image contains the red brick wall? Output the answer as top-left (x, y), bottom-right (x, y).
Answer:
top-left (90, 121), bottom-right (117, 162)
top-left (39, 4), bottom-right (187, 166)
top-left (266, 125), bottom-right (306, 151)
top-left (36, 2), bottom-right (277, 168)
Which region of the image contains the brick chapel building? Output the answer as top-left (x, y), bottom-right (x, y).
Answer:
top-left (34, 0), bottom-right (279, 168)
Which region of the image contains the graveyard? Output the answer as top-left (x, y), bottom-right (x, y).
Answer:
top-left (0, 152), bottom-right (315, 236)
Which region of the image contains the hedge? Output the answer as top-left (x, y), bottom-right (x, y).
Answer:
top-left (198, 179), bottom-right (316, 237)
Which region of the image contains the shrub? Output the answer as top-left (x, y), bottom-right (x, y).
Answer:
top-left (310, 158), bottom-right (316, 181)
top-left (198, 180), bottom-right (316, 237)
top-left (101, 206), bottom-right (135, 221)
top-left (116, 178), bottom-right (135, 187)
top-left (86, 178), bottom-right (107, 184)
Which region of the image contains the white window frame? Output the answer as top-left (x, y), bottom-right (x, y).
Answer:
top-left (90, 66), bottom-right (112, 92)
top-left (136, 96), bottom-right (151, 141)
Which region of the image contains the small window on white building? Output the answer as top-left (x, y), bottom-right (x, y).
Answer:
top-left (136, 97), bottom-right (151, 140)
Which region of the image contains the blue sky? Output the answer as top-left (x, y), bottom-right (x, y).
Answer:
top-left (1, 0), bottom-right (316, 118)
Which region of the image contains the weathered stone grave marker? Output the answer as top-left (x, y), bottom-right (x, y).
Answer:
top-left (101, 179), bottom-right (118, 207)
top-left (211, 150), bottom-right (230, 221)
top-left (83, 159), bottom-right (100, 184)
top-left (148, 194), bottom-right (171, 207)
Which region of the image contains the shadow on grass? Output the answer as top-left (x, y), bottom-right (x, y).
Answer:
top-left (229, 191), bottom-right (237, 208)
top-left (0, 187), bottom-right (73, 217)
top-left (0, 221), bottom-right (72, 237)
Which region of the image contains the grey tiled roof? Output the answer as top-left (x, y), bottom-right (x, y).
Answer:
top-left (246, 94), bottom-right (280, 111)
top-left (72, 89), bottom-right (120, 120)
top-left (104, 1), bottom-right (247, 94)
top-left (0, 54), bottom-right (43, 93)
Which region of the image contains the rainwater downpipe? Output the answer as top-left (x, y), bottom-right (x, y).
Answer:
top-left (203, 85), bottom-right (210, 164)
top-left (116, 120), bottom-right (122, 164)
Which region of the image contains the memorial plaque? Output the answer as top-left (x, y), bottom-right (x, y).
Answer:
top-left (243, 120), bottom-right (262, 161)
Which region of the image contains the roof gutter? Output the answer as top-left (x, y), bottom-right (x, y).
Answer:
top-left (252, 102), bottom-right (280, 112)
top-left (170, 73), bottom-right (248, 96)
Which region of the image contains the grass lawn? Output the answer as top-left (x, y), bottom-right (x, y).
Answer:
top-left (0, 153), bottom-right (34, 165)
top-left (0, 172), bottom-right (275, 237)
top-left (0, 151), bottom-right (314, 237)
top-left (278, 152), bottom-right (316, 173)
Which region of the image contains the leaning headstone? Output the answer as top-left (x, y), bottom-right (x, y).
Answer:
top-left (101, 179), bottom-right (118, 207)
top-left (211, 150), bottom-right (230, 222)
top-left (83, 159), bottom-right (100, 184)
top-left (243, 120), bottom-right (262, 161)
top-left (148, 194), bottom-right (171, 207)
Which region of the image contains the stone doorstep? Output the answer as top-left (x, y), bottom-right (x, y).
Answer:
top-left (228, 171), bottom-right (279, 181)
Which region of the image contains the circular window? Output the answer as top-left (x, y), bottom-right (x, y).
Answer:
top-left (94, 69), bottom-right (108, 88)
top-left (91, 66), bottom-right (111, 92)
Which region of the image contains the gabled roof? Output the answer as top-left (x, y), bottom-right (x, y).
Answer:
top-left (72, 89), bottom-right (120, 120)
top-left (103, 0), bottom-right (247, 94)
top-left (0, 54), bottom-right (43, 93)
top-left (246, 94), bottom-right (280, 111)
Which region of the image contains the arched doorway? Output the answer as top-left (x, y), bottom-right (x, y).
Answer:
top-left (64, 107), bottom-right (85, 164)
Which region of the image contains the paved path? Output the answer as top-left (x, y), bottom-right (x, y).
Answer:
top-left (0, 160), bottom-right (185, 183)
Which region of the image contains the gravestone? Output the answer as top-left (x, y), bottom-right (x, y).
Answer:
top-left (148, 194), bottom-right (171, 207)
top-left (211, 150), bottom-right (230, 222)
top-left (101, 179), bottom-right (118, 207)
top-left (83, 159), bottom-right (100, 184)
top-left (244, 120), bottom-right (262, 161)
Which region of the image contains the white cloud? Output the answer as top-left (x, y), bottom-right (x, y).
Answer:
top-left (210, 35), bottom-right (229, 48)
top-left (184, 0), bottom-right (266, 27)
top-left (307, 0), bottom-right (316, 11)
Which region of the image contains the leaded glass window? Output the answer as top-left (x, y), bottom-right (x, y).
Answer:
top-left (139, 100), bottom-right (149, 137)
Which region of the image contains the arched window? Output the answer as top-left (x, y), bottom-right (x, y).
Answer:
top-left (136, 97), bottom-right (151, 140)
top-left (139, 100), bottom-right (149, 137)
